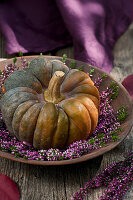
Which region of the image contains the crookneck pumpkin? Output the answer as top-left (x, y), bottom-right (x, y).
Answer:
top-left (0, 57), bottom-right (100, 149)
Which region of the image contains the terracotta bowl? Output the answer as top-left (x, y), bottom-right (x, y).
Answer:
top-left (0, 56), bottom-right (133, 165)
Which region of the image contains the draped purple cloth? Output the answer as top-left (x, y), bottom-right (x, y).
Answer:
top-left (0, 0), bottom-right (132, 73)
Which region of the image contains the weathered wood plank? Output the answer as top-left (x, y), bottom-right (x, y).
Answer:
top-left (111, 23), bottom-right (133, 82)
top-left (53, 45), bottom-right (74, 59)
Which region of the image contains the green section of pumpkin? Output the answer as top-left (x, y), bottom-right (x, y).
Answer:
top-left (2, 92), bottom-right (38, 134)
top-left (12, 100), bottom-right (38, 138)
top-left (4, 69), bottom-right (42, 93)
top-left (30, 57), bottom-right (52, 87)
top-left (19, 103), bottom-right (44, 144)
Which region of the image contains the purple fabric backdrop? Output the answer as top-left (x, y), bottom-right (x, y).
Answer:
top-left (0, 0), bottom-right (133, 73)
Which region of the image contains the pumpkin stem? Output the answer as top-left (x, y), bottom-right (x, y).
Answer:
top-left (44, 71), bottom-right (65, 104)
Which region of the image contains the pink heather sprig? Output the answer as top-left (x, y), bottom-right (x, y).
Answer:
top-left (0, 63), bottom-right (18, 93)
top-left (20, 56), bottom-right (28, 68)
top-left (0, 55), bottom-right (28, 99)
top-left (73, 151), bottom-right (133, 200)
top-left (94, 73), bottom-right (107, 88)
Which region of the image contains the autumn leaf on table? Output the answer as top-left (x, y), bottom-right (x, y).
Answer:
top-left (122, 74), bottom-right (133, 100)
top-left (0, 174), bottom-right (20, 200)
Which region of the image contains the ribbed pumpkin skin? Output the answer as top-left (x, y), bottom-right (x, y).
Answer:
top-left (0, 57), bottom-right (100, 149)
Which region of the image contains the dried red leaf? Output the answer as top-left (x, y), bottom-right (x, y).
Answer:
top-left (2, 85), bottom-right (6, 94)
top-left (122, 74), bottom-right (133, 100)
top-left (0, 174), bottom-right (20, 200)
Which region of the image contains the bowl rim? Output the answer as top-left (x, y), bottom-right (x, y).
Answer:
top-left (0, 55), bottom-right (133, 166)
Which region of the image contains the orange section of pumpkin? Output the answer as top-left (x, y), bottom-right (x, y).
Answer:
top-left (33, 103), bottom-right (59, 149)
top-left (67, 83), bottom-right (100, 100)
top-left (60, 98), bottom-right (91, 141)
top-left (71, 96), bottom-right (98, 133)
top-left (66, 119), bottom-right (83, 146)
top-left (71, 93), bottom-right (100, 110)
top-left (52, 108), bottom-right (69, 148)
top-left (61, 71), bottom-right (94, 93)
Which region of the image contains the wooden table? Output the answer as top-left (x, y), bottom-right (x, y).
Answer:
top-left (0, 23), bottom-right (133, 200)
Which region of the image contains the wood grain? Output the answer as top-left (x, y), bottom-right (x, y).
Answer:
top-left (0, 23), bottom-right (133, 199)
